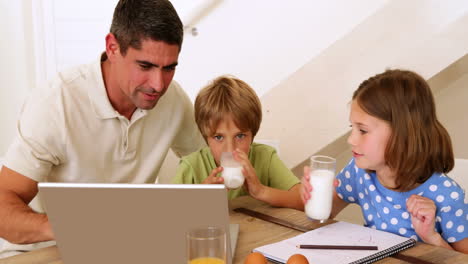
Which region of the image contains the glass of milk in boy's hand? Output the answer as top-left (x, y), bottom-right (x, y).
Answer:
top-left (220, 152), bottom-right (244, 189)
top-left (305, 155), bottom-right (336, 222)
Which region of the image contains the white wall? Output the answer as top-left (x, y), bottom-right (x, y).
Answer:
top-left (0, 0), bottom-right (36, 154)
top-left (48, 0), bottom-right (116, 74)
top-left (434, 58), bottom-right (468, 160)
top-left (257, 0), bottom-right (468, 168)
top-left (176, 0), bottom-right (388, 100)
top-left (160, 1), bottom-right (468, 182)
top-left (1, 0), bottom-right (467, 184)
top-left (31, 0), bottom-right (389, 100)
top-left (0, 0), bottom-right (388, 163)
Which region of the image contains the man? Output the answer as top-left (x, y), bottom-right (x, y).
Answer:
top-left (0, 0), bottom-right (204, 256)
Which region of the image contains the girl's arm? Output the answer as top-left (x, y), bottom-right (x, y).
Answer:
top-left (329, 191), bottom-right (349, 219)
top-left (451, 238), bottom-right (468, 254)
top-left (425, 234), bottom-right (468, 253)
top-left (407, 194), bottom-right (468, 253)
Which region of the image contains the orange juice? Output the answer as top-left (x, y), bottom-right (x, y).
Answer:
top-left (189, 257), bottom-right (225, 264)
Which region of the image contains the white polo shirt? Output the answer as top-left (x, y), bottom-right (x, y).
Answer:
top-left (4, 54), bottom-right (205, 208)
top-left (1, 55), bottom-right (205, 257)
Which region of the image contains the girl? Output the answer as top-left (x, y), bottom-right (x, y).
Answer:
top-left (301, 70), bottom-right (467, 253)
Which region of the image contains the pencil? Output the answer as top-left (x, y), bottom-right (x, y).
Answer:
top-left (297, 245), bottom-right (378, 250)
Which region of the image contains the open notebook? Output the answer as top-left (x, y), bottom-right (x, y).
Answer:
top-left (253, 221), bottom-right (415, 264)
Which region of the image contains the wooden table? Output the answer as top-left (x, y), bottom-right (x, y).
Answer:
top-left (1, 196), bottom-right (467, 264)
top-left (228, 197), bottom-right (468, 264)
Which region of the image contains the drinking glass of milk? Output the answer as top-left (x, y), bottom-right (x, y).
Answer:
top-left (305, 155), bottom-right (336, 222)
top-left (220, 152), bottom-right (244, 189)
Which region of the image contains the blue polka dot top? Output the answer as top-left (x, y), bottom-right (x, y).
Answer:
top-left (336, 158), bottom-right (468, 243)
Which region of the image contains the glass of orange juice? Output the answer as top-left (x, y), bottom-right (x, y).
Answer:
top-left (186, 226), bottom-right (226, 264)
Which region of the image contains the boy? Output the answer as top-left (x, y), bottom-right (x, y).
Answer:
top-left (172, 76), bottom-right (302, 210)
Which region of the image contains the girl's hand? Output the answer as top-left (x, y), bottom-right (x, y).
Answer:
top-left (300, 166), bottom-right (312, 204)
top-left (300, 166), bottom-right (339, 205)
top-left (406, 194), bottom-right (439, 243)
top-left (233, 149), bottom-right (264, 199)
top-left (202, 167), bottom-right (224, 184)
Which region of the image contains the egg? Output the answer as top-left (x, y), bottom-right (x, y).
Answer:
top-left (286, 253), bottom-right (309, 264)
top-left (244, 252), bottom-right (267, 264)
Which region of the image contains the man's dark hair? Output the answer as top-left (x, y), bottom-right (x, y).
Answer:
top-left (110, 0), bottom-right (183, 55)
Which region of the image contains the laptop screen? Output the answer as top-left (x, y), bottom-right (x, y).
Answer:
top-left (39, 183), bottom-right (233, 264)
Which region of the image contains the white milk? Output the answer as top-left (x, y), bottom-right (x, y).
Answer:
top-left (305, 169), bottom-right (335, 220)
top-left (222, 167), bottom-right (244, 189)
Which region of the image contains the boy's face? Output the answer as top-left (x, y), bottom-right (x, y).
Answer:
top-left (206, 116), bottom-right (253, 166)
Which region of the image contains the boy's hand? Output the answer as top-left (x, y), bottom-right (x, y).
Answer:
top-left (233, 149), bottom-right (264, 199)
top-left (406, 194), bottom-right (438, 243)
top-left (202, 167), bottom-right (224, 184)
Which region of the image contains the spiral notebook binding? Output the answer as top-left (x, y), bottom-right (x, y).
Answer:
top-left (349, 238), bottom-right (416, 264)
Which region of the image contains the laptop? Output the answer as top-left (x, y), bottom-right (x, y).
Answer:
top-left (38, 183), bottom-right (237, 264)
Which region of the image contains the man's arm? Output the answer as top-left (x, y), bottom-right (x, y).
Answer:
top-left (0, 166), bottom-right (54, 244)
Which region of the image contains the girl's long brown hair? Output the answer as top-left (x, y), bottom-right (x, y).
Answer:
top-left (353, 69), bottom-right (454, 191)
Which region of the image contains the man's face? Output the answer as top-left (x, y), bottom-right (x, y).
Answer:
top-left (111, 38), bottom-right (180, 110)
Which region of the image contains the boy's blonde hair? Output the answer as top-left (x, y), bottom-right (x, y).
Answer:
top-left (353, 69), bottom-right (454, 191)
top-left (195, 76), bottom-right (262, 139)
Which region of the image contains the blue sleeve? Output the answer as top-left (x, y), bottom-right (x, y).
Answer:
top-left (335, 158), bottom-right (359, 204)
top-left (436, 178), bottom-right (468, 242)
